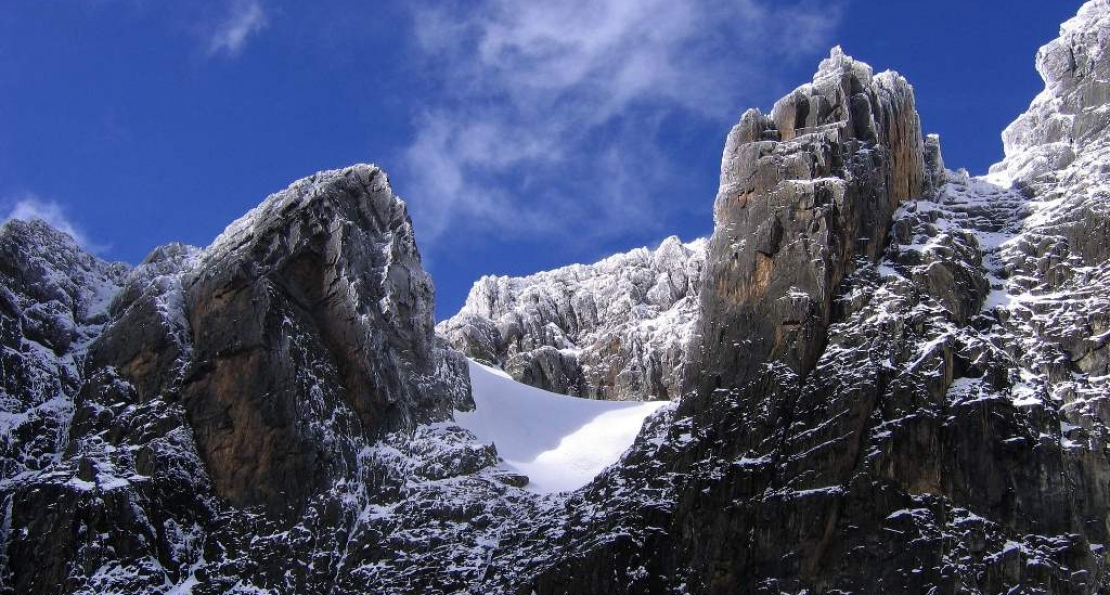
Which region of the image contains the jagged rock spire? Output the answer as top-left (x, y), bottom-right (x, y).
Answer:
top-left (688, 47), bottom-right (931, 400)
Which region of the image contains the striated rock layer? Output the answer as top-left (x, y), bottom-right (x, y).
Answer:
top-left (439, 236), bottom-right (705, 401)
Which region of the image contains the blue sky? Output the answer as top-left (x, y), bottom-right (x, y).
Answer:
top-left (1, 0), bottom-right (1085, 318)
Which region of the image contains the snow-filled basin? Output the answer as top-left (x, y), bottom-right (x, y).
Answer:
top-left (455, 360), bottom-right (670, 494)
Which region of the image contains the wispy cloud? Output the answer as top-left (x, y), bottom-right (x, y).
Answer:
top-left (207, 0), bottom-right (267, 58)
top-left (401, 0), bottom-right (840, 247)
top-left (1, 195), bottom-right (106, 253)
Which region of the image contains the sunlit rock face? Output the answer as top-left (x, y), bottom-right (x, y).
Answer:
top-left (687, 46), bottom-right (932, 402)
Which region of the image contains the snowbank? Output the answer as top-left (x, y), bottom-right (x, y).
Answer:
top-left (455, 361), bottom-right (669, 494)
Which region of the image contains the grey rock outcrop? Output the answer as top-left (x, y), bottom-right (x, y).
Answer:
top-left (688, 46), bottom-right (930, 399)
top-left (178, 165), bottom-right (467, 513)
top-left (439, 236), bottom-right (705, 401)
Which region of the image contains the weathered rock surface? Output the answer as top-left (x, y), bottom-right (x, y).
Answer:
top-left (517, 9), bottom-right (1110, 595)
top-left (688, 46), bottom-right (931, 399)
top-left (178, 166), bottom-right (469, 513)
top-left (4, 3), bottom-right (1110, 594)
top-left (439, 236), bottom-right (705, 401)
top-left (0, 165), bottom-right (485, 593)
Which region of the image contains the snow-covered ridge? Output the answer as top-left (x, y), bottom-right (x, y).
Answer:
top-left (991, 0), bottom-right (1110, 186)
top-left (202, 164), bottom-right (396, 263)
top-left (439, 235), bottom-right (705, 401)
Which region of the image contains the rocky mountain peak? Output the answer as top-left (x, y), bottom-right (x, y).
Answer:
top-left (815, 45), bottom-right (871, 81)
top-left (774, 47), bottom-right (929, 197)
top-left (5, 4), bottom-right (1110, 594)
top-left (3, 217), bottom-right (81, 253)
top-left (191, 163), bottom-right (437, 374)
top-left (174, 164), bottom-right (469, 513)
top-left (992, 0), bottom-right (1110, 186)
top-left (689, 48), bottom-right (933, 399)
top-left (0, 219), bottom-right (128, 333)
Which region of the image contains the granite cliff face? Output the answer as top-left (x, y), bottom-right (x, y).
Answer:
top-left (3, 3), bottom-right (1110, 594)
top-left (439, 236), bottom-right (705, 401)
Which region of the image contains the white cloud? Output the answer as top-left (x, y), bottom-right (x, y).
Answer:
top-left (1, 196), bottom-right (104, 253)
top-left (402, 0), bottom-right (841, 246)
top-left (207, 0), bottom-right (267, 58)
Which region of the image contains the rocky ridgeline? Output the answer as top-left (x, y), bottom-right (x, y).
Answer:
top-left (439, 236), bottom-right (705, 401)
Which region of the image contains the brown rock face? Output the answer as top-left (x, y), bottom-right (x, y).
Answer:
top-left (687, 47), bottom-right (930, 400)
top-left (176, 165), bottom-right (464, 514)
